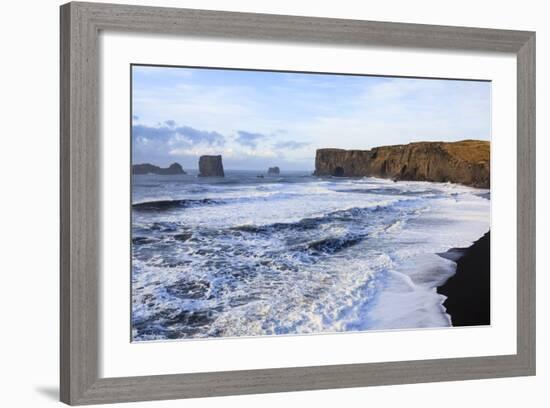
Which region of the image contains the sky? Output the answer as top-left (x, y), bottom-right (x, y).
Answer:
top-left (131, 65), bottom-right (491, 171)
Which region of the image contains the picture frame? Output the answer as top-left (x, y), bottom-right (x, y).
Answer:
top-left (60, 1), bottom-right (536, 405)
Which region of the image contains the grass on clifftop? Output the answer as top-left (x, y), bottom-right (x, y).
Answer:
top-left (442, 140), bottom-right (490, 164)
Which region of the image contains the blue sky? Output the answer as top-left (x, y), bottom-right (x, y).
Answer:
top-left (132, 65), bottom-right (491, 171)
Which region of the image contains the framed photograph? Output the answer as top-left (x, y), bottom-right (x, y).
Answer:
top-left (60, 2), bottom-right (536, 405)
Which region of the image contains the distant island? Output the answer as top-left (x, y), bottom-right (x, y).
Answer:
top-left (314, 140), bottom-right (489, 188)
top-left (267, 166), bottom-right (280, 175)
top-left (198, 155), bottom-right (225, 177)
top-left (132, 162), bottom-right (186, 175)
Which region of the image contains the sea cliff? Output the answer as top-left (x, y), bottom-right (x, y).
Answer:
top-left (314, 140), bottom-right (489, 188)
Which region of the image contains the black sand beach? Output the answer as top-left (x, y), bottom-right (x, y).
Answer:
top-left (437, 232), bottom-right (490, 326)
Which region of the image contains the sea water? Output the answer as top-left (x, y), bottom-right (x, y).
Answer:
top-left (131, 170), bottom-right (490, 341)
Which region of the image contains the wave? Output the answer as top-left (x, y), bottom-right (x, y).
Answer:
top-left (232, 217), bottom-right (319, 234)
top-left (333, 187), bottom-right (441, 196)
top-left (133, 192), bottom-right (303, 213)
top-left (132, 198), bottom-right (220, 212)
top-left (131, 176), bottom-right (490, 340)
top-left (232, 202), bottom-right (407, 235)
top-left (303, 234), bottom-right (365, 254)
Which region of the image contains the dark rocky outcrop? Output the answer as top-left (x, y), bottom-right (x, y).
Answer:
top-left (314, 140), bottom-right (489, 188)
top-left (267, 166), bottom-right (280, 175)
top-left (132, 162), bottom-right (186, 175)
top-left (198, 155), bottom-right (225, 177)
top-left (437, 231), bottom-right (490, 326)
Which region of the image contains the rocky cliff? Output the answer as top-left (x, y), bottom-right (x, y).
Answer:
top-left (132, 162), bottom-right (186, 175)
top-left (267, 166), bottom-right (280, 175)
top-left (314, 140), bottom-right (490, 188)
top-left (198, 155), bottom-right (225, 177)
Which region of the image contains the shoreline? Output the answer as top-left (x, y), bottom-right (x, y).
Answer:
top-left (437, 231), bottom-right (491, 326)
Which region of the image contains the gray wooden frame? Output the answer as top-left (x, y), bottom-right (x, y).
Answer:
top-left (60, 1), bottom-right (536, 405)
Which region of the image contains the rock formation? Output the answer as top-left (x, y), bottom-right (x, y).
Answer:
top-left (132, 162), bottom-right (186, 175)
top-left (198, 155), bottom-right (225, 177)
top-left (314, 140), bottom-right (490, 188)
top-left (267, 166), bottom-right (280, 175)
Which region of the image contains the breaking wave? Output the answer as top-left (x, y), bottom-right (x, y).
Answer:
top-left (131, 171), bottom-right (490, 341)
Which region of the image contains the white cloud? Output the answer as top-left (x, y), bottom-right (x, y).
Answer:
top-left (133, 68), bottom-right (490, 170)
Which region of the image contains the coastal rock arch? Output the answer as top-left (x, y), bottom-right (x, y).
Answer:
top-left (332, 166), bottom-right (345, 177)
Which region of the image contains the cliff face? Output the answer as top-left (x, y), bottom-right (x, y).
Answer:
top-left (314, 140), bottom-right (490, 188)
top-left (132, 162), bottom-right (186, 175)
top-left (198, 155), bottom-right (225, 177)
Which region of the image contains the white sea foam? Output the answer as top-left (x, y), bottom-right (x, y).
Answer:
top-left (131, 172), bottom-right (490, 340)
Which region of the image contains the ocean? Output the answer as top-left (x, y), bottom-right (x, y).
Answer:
top-left (131, 170), bottom-right (490, 341)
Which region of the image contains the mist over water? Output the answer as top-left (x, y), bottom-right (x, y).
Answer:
top-left (131, 170), bottom-right (490, 341)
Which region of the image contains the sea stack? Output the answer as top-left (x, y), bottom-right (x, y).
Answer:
top-left (132, 162), bottom-right (186, 175)
top-left (198, 155), bottom-right (225, 177)
top-left (267, 166), bottom-right (280, 175)
top-left (314, 140), bottom-right (490, 188)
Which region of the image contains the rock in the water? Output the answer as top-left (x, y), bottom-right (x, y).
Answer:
top-left (132, 162), bottom-right (186, 175)
top-left (198, 155), bottom-right (225, 177)
top-left (314, 140), bottom-right (490, 188)
top-left (267, 166), bottom-right (280, 175)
